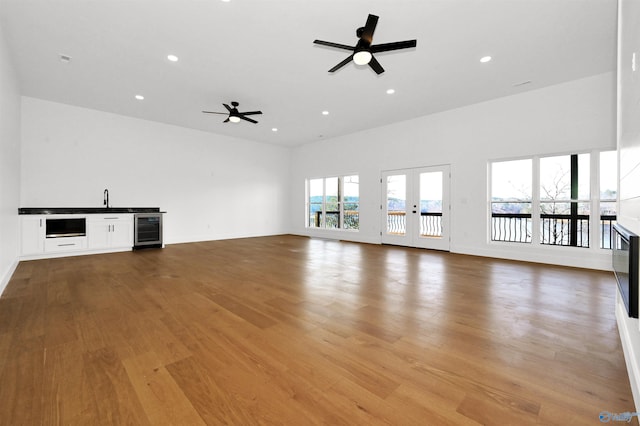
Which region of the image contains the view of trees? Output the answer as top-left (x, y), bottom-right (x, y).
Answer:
top-left (491, 152), bottom-right (618, 248)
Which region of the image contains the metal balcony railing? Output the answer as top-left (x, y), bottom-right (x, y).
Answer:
top-left (491, 213), bottom-right (617, 248)
top-left (310, 208), bottom-right (616, 248)
top-left (540, 213), bottom-right (590, 247)
top-left (386, 212), bottom-right (443, 237)
top-left (600, 215), bottom-right (617, 249)
top-left (313, 210), bottom-right (359, 229)
top-left (491, 213), bottom-right (532, 243)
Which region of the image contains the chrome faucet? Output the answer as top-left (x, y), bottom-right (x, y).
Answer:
top-left (103, 189), bottom-right (110, 208)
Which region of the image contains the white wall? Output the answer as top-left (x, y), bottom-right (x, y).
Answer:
top-left (291, 72), bottom-right (616, 270)
top-left (20, 97), bottom-right (291, 244)
top-left (0, 19), bottom-right (21, 294)
top-left (616, 0), bottom-right (640, 412)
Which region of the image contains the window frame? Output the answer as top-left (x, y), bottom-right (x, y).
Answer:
top-left (489, 149), bottom-right (617, 250)
top-left (538, 153), bottom-right (590, 247)
top-left (305, 175), bottom-right (359, 231)
top-left (489, 158), bottom-right (533, 244)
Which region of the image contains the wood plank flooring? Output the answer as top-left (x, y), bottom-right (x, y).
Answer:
top-left (0, 235), bottom-right (636, 425)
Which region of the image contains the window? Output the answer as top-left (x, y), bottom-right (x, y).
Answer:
top-left (490, 151), bottom-right (617, 249)
top-left (491, 159), bottom-right (532, 243)
top-left (306, 175), bottom-right (359, 230)
top-left (600, 151), bottom-right (618, 249)
top-left (539, 153), bottom-right (590, 247)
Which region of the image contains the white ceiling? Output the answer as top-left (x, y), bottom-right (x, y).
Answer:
top-left (0, 0), bottom-right (617, 147)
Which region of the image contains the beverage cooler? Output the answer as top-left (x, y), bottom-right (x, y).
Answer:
top-left (134, 213), bottom-right (163, 249)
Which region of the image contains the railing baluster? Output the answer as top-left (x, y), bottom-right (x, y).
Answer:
top-left (491, 213), bottom-right (531, 243)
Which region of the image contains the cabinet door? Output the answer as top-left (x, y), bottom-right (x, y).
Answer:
top-left (110, 219), bottom-right (133, 248)
top-left (87, 215), bottom-right (133, 249)
top-left (21, 216), bottom-right (45, 255)
top-left (87, 220), bottom-right (110, 249)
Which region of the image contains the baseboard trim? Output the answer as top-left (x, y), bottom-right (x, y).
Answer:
top-left (616, 296), bottom-right (640, 412)
top-left (0, 257), bottom-right (19, 298)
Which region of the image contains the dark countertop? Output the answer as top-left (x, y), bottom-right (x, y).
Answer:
top-left (19, 207), bottom-right (163, 215)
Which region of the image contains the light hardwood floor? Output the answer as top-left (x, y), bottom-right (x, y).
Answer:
top-left (0, 235), bottom-right (636, 425)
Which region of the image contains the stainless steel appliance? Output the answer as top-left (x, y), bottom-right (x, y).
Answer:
top-left (46, 217), bottom-right (86, 238)
top-left (134, 213), bottom-right (163, 249)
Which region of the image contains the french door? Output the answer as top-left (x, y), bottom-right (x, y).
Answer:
top-left (381, 165), bottom-right (450, 250)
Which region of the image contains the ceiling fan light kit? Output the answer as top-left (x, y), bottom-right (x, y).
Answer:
top-left (202, 101), bottom-right (262, 124)
top-left (353, 50), bottom-right (372, 65)
top-left (313, 13), bottom-right (417, 75)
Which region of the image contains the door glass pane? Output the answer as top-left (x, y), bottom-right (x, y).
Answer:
top-left (308, 179), bottom-right (323, 228)
top-left (419, 172), bottom-right (442, 238)
top-left (325, 177), bottom-right (339, 229)
top-left (386, 175), bottom-right (406, 235)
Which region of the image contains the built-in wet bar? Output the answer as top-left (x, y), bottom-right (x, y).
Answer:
top-left (18, 206), bottom-right (165, 259)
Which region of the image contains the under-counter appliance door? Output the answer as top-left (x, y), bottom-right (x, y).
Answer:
top-left (46, 217), bottom-right (86, 238)
top-left (134, 214), bottom-right (162, 247)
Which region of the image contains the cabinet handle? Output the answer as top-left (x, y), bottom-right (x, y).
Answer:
top-left (40, 219), bottom-right (43, 227)
top-left (105, 217), bottom-right (119, 220)
top-left (58, 243), bottom-right (75, 247)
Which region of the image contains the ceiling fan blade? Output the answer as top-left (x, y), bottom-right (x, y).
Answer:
top-left (328, 55), bottom-right (353, 72)
top-left (202, 111), bottom-right (227, 115)
top-left (360, 14), bottom-right (379, 44)
top-left (313, 39), bottom-right (355, 51)
top-left (239, 111), bottom-right (262, 116)
top-left (224, 118), bottom-right (230, 123)
top-left (238, 115), bottom-right (258, 124)
top-left (368, 55), bottom-right (385, 74)
top-left (223, 103), bottom-right (232, 112)
top-left (371, 39), bottom-right (417, 53)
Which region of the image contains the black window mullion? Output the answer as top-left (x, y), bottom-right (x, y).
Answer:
top-left (570, 154), bottom-right (578, 246)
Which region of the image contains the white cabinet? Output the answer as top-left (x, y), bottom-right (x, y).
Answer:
top-left (20, 216), bottom-right (45, 255)
top-left (20, 213), bottom-right (134, 259)
top-left (44, 236), bottom-right (87, 252)
top-left (87, 215), bottom-right (133, 250)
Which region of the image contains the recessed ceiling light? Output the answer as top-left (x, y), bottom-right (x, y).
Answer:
top-left (322, 111), bottom-right (329, 115)
top-left (272, 128), bottom-right (278, 132)
top-left (135, 95), bottom-right (144, 100)
top-left (221, 0), bottom-right (231, 2)
top-left (167, 54), bottom-right (179, 62)
top-left (480, 56), bottom-right (492, 63)
top-left (386, 89), bottom-right (395, 95)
